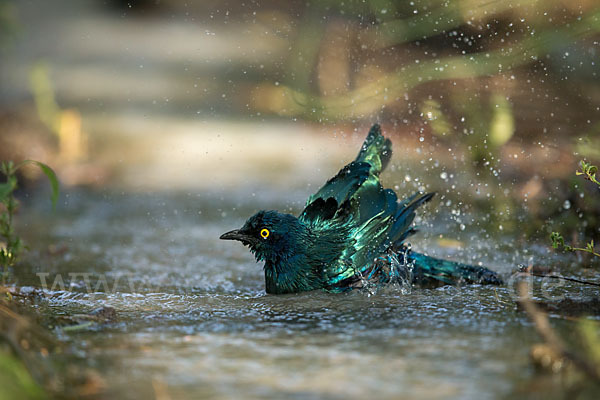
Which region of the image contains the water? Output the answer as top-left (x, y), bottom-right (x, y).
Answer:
top-left (14, 185), bottom-right (599, 400)
top-left (2, 0), bottom-right (599, 397)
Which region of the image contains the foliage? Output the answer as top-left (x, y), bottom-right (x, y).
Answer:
top-left (0, 348), bottom-right (46, 400)
top-left (421, 91), bottom-right (514, 167)
top-left (29, 63), bottom-right (88, 163)
top-left (550, 161), bottom-right (600, 259)
top-left (0, 160), bottom-right (58, 280)
top-left (0, 0), bottom-right (19, 50)
top-left (523, 157), bottom-right (600, 379)
top-left (536, 161), bottom-right (600, 385)
top-left (253, 3), bottom-right (600, 121)
top-left (579, 319), bottom-right (600, 368)
top-left (29, 63), bottom-right (61, 136)
top-left (551, 233), bottom-right (599, 258)
top-left (519, 283), bottom-right (600, 383)
top-left (577, 160), bottom-right (600, 187)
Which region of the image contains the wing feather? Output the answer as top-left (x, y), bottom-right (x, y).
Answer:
top-left (298, 124), bottom-right (435, 287)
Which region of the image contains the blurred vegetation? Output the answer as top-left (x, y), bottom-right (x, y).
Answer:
top-left (239, 0), bottom-right (600, 239)
top-left (0, 295), bottom-right (113, 399)
top-left (521, 160), bottom-right (600, 390)
top-left (0, 297), bottom-right (105, 400)
top-left (29, 64), bottom-right (62, 138)
top-left (0, 160), bottom-right (58, 282)
top-left (551, 161), bottom-right (600, 259)
top-left (252, 0), bottom-right (600, 119)
top-left (29, 63), bottom-right (88, 164)
top-left (0, 349), bottom-right (46, 400)
top-left (1, 0), bottom-right (598, 240)
top-left (0, 300), bottom-right (51, 400)
top-left (0, 0), bottom-right (18, 50)
top-left (519, 283), bottom-right (600, 389)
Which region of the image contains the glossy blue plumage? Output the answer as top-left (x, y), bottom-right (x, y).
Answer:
top-left (221, 124), bottom-right (502, 294)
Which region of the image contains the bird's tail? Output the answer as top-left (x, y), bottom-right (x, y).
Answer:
top-left (407, 251), bottom-right (502, 286)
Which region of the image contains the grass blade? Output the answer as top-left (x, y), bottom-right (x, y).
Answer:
top-left (19, 161), bottom-right (59, 209)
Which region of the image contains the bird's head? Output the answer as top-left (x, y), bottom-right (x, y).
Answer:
top-left (220, 210), bottom-right (303, 262)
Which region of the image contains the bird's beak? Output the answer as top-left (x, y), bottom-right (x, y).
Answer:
top-left (220, 229), bottom-right (257, 246)
top-left (220, 229), bottom-right (245, 241)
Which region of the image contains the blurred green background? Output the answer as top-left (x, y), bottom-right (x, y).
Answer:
top-left (1, 0), bottom-right (599, 240)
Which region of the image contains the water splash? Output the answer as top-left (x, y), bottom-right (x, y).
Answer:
top-left (392, 246), bottom-right (415, 295)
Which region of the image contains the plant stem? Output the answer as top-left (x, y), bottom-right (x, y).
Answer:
top-left (570, 247), bottom-right (600, 258)
top-left (518, 282), bottom-right (600, 381)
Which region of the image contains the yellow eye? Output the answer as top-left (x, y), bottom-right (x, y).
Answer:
top-left (260, 228), bottom-right (270, 239)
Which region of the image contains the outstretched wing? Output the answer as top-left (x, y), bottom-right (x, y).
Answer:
top-left (298, 124), bottom-right (435, 287)
top-left (323, 191), bottom-right (434, 288)
top-left (300, 161), bottom-right (371, 223)
top-left (299, 124), bottom-right (391, 224)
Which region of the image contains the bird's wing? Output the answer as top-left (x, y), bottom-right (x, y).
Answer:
top-left (300, 161), bottom-right (371, 223)
top-left (354, 123), bottom-right (392, 175)
top-left (299, 124), bottom-right (391, 224)
top-left (323, 191), bottom-right (435, 288)
top-left (298, 124), bottom-right (435, 287)
top-left (349, 192), bottom-right (434, 269)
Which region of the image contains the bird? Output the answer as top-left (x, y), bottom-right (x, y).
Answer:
top-left (220, 124), bottom-right (502, 294)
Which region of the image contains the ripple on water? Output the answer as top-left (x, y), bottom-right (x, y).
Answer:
top-left (15, 189), bottom-right (600, 399)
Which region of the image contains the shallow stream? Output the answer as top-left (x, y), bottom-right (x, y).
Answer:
top-left (14, 183), bottom-right (599, 400)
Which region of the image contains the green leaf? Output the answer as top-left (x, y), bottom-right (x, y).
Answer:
top-left (0, 183), bottom-right (12, 202)
top-left (580, 160), bottom-right (590, 169)
top-left (17, 160), bottom-right (59, 209)
top-left (587, 241), bottom-right (595, 252)
top-left (550, 232), bottom-right (564, 250)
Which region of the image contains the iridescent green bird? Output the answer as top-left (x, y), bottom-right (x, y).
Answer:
top-left (221, 124), bottom-right (502, 294)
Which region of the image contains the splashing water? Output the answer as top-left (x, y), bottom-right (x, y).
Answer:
top-left (14, 186), bottom-right (599, 400)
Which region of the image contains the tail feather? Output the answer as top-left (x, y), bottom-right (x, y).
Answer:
top-left (408, 251), bottom-right (502, 286)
